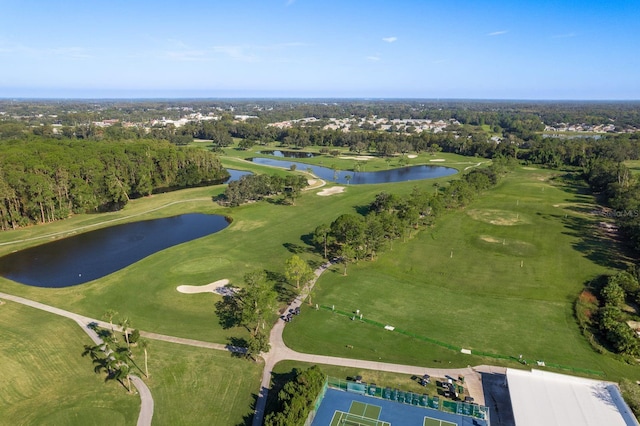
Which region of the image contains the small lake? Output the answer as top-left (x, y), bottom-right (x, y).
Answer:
top-left (250, 157), bottom-right (457, 184)
top-left (224, 168), bottom-right (253, 183)
top-left (0, 214), bottom-right (229, 288)
top-left (260, 150), bottom-right (318, 158)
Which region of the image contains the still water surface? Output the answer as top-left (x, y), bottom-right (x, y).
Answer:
top-left (250, 157), bottom-right (457, 184)
top-left (0, 214), bottom-right (229, 288)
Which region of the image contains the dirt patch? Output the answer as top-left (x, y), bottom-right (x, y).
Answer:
top-left (318, 186), bottom-right (345, 196)
top-left (467, 209), bottom-right (528, 226)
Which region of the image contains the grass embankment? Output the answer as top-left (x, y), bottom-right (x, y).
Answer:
top-left (0, 299), bottom-right (262, 425)
top-left (284, 166), bottom-right (640, 382)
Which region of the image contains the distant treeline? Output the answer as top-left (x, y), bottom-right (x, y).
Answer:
top-left (0, 138), bottom-right (228, 230)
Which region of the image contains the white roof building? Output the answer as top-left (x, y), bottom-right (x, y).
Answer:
top-left (506, 369), bottom-right (639, 426)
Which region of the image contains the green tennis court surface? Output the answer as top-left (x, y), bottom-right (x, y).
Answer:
top-left (423, 416), bottom-right (457, 426)
top-left (329, 400), bottom-right (389, 426)
top-left (349, 401), bottom-right (382, 419)
top-left (329, 411), bottom-right (391, 426)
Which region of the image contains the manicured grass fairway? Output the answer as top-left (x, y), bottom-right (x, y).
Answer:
top-left (0, 299), bottom-right (262, 426)
top-left (284, 167), bottom-right (640, 382)
top-left (0, 157), bottom-right (457, 344)
top-left (1, 156), bottom-right (638, 383)
top-left (138, 340), bottom-right (262, 426)
top-left (0, 301), bottom-right (138, 425)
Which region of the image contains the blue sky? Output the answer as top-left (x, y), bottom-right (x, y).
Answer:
top-left (0, 0), bottom-right (639, 99)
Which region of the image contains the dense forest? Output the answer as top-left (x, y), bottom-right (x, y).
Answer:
top-left (0, 138), bottom-right (228, 230)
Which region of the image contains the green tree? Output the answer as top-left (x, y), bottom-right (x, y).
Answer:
top-left (139, 338), bottom-right (150, 378)
top-left (312, 223), bottom-right (334, 259)
top-left (340, 244), bottom-right (356, 276)
top-left (247, 330), bottom-right (270, 360)
top-left (285, 255), bottom-right (315, 290)
top-left (103, 309), bottom-right (119, 340)
top-left (239, 270), bottom-right (277, 335)
top-left (119, 317), bottom-right (131, 348)
top-left (602, 280), bottom-right (626, 308)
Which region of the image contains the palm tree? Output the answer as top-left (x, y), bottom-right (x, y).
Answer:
top-left (139, 339), bottom-right (150, 378)
top-left (103, 309), bottom-right (118, 341)
top-left (82, 343), bottom-right (102, 361)
top-left (119, 317), bottom-right (131, 348)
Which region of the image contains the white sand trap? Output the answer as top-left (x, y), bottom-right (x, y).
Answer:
top-left (318, 186), bottom-right (345, 196)
top-left (339, 155), bottom-right (375, 160)
top-left (177, 279), bottom-right (237, 296)
top-left (429, 158), bottom-right (445, 162)
top-left (407, 154), bottom-right (417, 159)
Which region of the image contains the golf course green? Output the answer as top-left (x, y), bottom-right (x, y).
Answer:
top-left (1, 147), bottom-right (638, 425)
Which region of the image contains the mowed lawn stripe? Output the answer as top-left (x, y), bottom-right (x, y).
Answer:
top-left (0, 301), bottom-right (138, 425)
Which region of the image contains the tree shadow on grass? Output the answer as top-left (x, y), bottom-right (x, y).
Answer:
top-left (215, 295), bottom-right (242, 329)
top-left (283, 242), bottom-right (309, 254)
top-left (235, 392), bottom-right (259, 426)
top-left (265, 270), bottom-right (298, 303)
top-left (354, 204), bottom-right (371, 216)
top-left (227, 337), bottom-right (249, 359)
top-left (550, 172), bottom-right (592, 196)
top-left (553, 212), bottom-right (632, 269)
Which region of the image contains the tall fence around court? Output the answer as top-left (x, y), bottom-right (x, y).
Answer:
top-left (304, 376), bottom-right (329, 426)
top-left (326, 377), bottom-right (489, 421)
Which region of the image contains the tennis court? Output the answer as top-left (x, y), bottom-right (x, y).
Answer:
top-left (329, 400), bottom-right (389, 426)
top-left (423, 416), bottom-right (457, 426)
top-left (312, 388), bottom-right (484, 426)
top-left (329, 410), bottom-right (390, 426)
top-left (349, 401), bottom-right (382, 419)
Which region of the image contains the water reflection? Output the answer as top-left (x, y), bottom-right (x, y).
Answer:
top-left (250, 157), bottom-right (457, 184)
top-left (0, 214), bottom-right (229, 288)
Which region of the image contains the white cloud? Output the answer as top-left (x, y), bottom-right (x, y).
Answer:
top-left (382, 37), bottom-right (398, 43)
top-left (286, 0), bottom-right (296, 5)
top-left (488, 30), bottom-right (508, 36)
top-left (367, 55), bottom-right (381, 61)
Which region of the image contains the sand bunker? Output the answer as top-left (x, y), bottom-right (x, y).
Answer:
top-left (339, 155), bottom-right (375, 161)
top-left (318, 186), bottom-right (345, 196)
top-left (407, 154), bottom-right (417, 159)
top-left (177, 279), bottom-right (237, 296)
top-left (429, 159), bottom-right (445, 162)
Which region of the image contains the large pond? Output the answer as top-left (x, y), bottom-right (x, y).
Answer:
top-left (250, 157), bottom-right (457, 184)
top-left (223, 168), bottom-right (253, 183)
top-left (0, 213), bottom-right (229, 288)
top-left (260, 150), bottom-right (317, 158)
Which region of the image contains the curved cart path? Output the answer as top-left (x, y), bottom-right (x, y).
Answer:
top-left (0, 292), bottom-right (155, 426)
top-left (250, 261), bottom-right (492, 426)
top-left (1, 276), bottom-right (493, 426)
